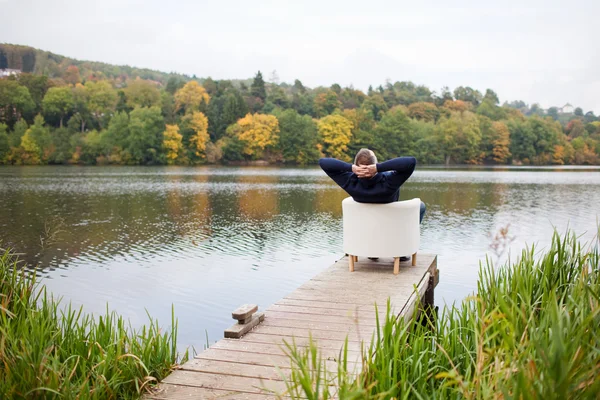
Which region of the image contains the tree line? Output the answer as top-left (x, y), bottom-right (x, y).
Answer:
top-left (1, 55), bottom-right (599, 166)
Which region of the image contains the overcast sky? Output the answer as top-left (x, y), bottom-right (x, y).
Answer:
top-left (2, 0), bottom-right (599, 113)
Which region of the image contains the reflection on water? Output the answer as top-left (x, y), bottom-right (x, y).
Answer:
top-left (0, 165), bottom-right (599, 350)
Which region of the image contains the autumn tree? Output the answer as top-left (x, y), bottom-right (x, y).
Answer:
top-left (42, 86), bottom-right (74, 127)
top-left (162, 124), bottom-right (183, 164)
top-left (20, 114), bottom-right (51, 164)
top-left (490, 121), bottom-right (511, 163)
top-left (174, 81), bottom-right (210, 113)
top-left (314, 90), bottom-right (341, 117)
top-left (407, 102), bottom-right (440, 122)
top-left (64, 65), bottom-right (81, 85)
top-left (186, 111), bottom-right (210, 160)
top-left (124, 79), bottom-right (162, 108)
top-left (317, 114), bottom-right (353, 160)
top-left (227, 113), bottom-right (279, 159)
top-left (443, 100), bottom-right (470, 113)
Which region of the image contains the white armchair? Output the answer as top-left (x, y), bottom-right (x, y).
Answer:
top-left (342, 197), bottom-right (421, 274)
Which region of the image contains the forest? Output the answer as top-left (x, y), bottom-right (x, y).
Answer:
top-left (1, 43), bottom-right (599, 166)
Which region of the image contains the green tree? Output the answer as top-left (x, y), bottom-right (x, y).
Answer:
top-left (435, 111), bottom-right (482, 164)
top-left (9, 119), bottom-right (28, 147)
top-left (250, 71), bottom-right (267, 102)
top-left (0, 123), bottom-right (9, 162)
top-left (508, 118), bottom-right (536, 164)
top-left (85, 81), bottom-right (117, 128)
top-left (574, 107), bottom-right (583, 117)
top-left (165, 76), bottom-right (185, 94)
top-left (453, 86), bottom-right (483, 106)
top-left (126, 106), bottom-right (164, 164)
top-left (361, 94), bottom-right (388, 121)
top-left (124, 79), bottom-right (162, 108)
top-left (17, 73), bottom-right (51, 114)
top-left (483, 89), bottom-right (499, 105)
top-left (547, 107), bottom-right (559, 120)
top-left (275, 109), bottom-right (319, 164)
top-left (48, 127), bottom-right (73, 164)
top-left (0, 80), bottom-right (35, 126)
top-left (374, 107), bottom-right (414, 160)
top-left (71, 83), bottom-right (90, 132)
top-left (42, 86), bottom-right (74, 127)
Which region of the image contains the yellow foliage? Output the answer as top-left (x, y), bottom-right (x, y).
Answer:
top-left (162, 124), bottom-right (183, 164)
top-left (232, 113), bottom-right (279, 157)
top-left (491, 121), bottom-right (511, 163)
top-left (187, 112), bottom-right (210, 158)
top-left (317, 114), bottom-right (353, 160)
top-left (19, 131), bottom-right (41, 165)
top-left (174, 81), bottom-right (210, 112)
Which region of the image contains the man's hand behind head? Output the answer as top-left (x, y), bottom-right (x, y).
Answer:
top-left (353, 164), bottom-right (377, 179)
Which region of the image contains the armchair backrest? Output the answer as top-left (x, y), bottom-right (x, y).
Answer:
top-left (342, 197), bottom-right (420, 258)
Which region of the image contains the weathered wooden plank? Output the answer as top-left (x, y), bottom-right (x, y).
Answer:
top-left (195, 348), bottom-right (291, 365)
top-left (274, 298), bottom-right (386, 312)
top-left (161, 370), bottom-right (286, 394)
top-left (239, 334), bottom-right (364, 353)
top-left (146, 383), bottom-right (278, 399)
top-left (180, 358), bottom-right (284, 380)
top-left (266, 304), bottom-right (389, 320)
top-left (248, 324), bottom-right (371, 343)
top-left (233, 304), bottom-right (259, 320)
top-left (225, 312), bottom-right (265, 338)
top-left (261, 317), bottom-right (378, 333)
top-left (283, 291), bottom-right (414, 306)
top-left (209, 338), bottom-right (362, 358)
top-left (265, 310), bottom-right (380, 327)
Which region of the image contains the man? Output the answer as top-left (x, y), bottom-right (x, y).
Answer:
top-left (319, 148), bottom-right (425, 260)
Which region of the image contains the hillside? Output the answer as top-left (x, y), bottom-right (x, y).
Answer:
top-left (0, 43), bottom-right (190, 85)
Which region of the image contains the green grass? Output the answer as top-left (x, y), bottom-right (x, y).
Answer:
top-left (280, 230), bottom-right (600, 399)
top-left (0, 248), bottom-right (188, 399)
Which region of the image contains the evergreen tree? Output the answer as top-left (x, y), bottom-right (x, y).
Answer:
top-left (250, 71), bottom-right (267, 102)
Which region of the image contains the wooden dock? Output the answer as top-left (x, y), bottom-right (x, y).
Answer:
top-left (147, 254), bottom-right (439, 399)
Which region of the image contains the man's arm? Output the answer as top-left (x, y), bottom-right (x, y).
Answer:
top-left (319, 158), bottom-right (354, 188)
top-left (375, 156), bottom-right (417, 188)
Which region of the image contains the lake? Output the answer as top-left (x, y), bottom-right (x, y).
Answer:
top-left (1, 165), bottom-right (599, 351)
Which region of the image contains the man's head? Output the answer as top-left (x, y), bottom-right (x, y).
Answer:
top-left (354, 148), bottom-right (378, 166)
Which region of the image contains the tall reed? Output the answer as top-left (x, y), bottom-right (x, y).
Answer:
top-left (0, 248), bottom-right (188, 399)
top-left (280, 230), bottom-right (600, 399)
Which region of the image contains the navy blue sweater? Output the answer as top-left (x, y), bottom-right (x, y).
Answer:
top-left (319, 157), bottom-right (417, 203)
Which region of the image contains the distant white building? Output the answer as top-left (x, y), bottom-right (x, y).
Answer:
top-left (0, 69), bottom-right (21, 78)
top-left (558, 103), bottom-right (574, 114)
